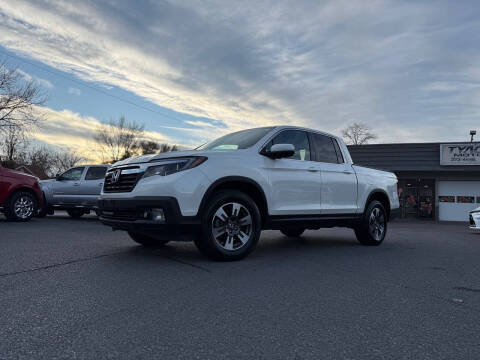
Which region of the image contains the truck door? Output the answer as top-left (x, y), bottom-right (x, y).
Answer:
top-left (263, 129), bottom-right (321, 215)
top-left (309, 133), bottom-right (357, 215)
top-left (52, 167), bottom-right (85, 205)
top-left (77, 166), bottom-right (108, 206)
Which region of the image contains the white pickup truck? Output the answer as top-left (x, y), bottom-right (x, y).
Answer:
top-left (99, 126), bottom-right (400, 261)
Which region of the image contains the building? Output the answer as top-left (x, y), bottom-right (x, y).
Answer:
top-left (348, 142), bottom-right (480, 222)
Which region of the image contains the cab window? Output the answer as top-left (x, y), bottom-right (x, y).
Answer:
top-left (266, 130), bottom-right (311, 161)
top-left (310, 133), bottom-right (339, 164)
top-left (85, 167), bottom-right (107, 180)
top-left (60, 167), bottom-right (85, 181)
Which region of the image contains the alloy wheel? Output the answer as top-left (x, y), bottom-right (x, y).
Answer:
top-left (211, 202), bottom-right (253, 251)
top-left (369, 207), bottom-right (385, 241)
top-left (14, 196), bottom-right (34, 219)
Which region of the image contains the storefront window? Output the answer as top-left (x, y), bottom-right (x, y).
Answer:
top-left (398, 179), bottom-right (434, 219)
top-left (439, 196), bottom-right (455, 203)
top-left (457, 196), bottom-right (474, 203)
top-left (477, 197), bottom-right (480, 203)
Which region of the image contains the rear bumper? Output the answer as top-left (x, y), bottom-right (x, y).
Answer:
top-left (98, 196), bottom-right (200, 238)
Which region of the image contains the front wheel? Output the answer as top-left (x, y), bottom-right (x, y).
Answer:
top-left (67, 209), bottom-right (85, 218)
top-left (354, 200), bottom-right (387, 246)
top-left (194, 190), bottom-right (261, 261)
top-left (128, 232), bottom-right (170, 247)
top-left (4, 191), bottom-right (38, 221)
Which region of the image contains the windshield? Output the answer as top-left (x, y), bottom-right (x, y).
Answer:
top-left (197, 127), bottom-right (275, 151)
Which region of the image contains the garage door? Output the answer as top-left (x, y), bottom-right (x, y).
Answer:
top-left (438, 181), bottom-right (480, 221)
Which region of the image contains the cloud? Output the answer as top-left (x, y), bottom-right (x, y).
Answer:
top-left (67, 87), bottom-right (81, 95)
top-left (32, 106), bottom-right (181, 162)
top-left (1, 1), bottom-right (480, 143)
top-left (17, 68), bottom-right (53, 89)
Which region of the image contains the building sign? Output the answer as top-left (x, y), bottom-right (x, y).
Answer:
top-left (440, 143), bottom-right (480, 165)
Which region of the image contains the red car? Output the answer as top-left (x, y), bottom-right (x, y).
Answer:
top-left (0, 165), bottom-right (44, 221)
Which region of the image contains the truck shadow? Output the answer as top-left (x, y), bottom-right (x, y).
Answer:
top-left (124, 231), bottom-right (360, 265)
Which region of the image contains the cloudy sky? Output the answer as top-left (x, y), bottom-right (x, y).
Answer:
top-left (1, 0), bottom-right (479, 157)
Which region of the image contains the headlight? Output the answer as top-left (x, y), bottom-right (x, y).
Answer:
top-left (142, 157), bottom-right (207, 179)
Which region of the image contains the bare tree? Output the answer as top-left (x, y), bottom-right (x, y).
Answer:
top-left (159, 143), bottom-right (178, 153)
top-left (0, 60), bottom-right (46, 132)
top-left (14, 145), bottom-right (83, 178)
top-left (138, 140), bottom-right (160, 155)
top-left (1, 125), bottom-right (30, 161)
top-left (342, 122), bottom-right (378, 145)
top-left (93, 116), bottom-right (144, 163)
top-left (53, 150), bottom-right (84, 174)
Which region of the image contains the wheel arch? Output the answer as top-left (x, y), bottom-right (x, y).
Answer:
top-left (365, 189), bottom-right (391, 221)
top-left (198, 176), bottom-right (269, 224)
top-left (8, 186), bottom-right (40, 203)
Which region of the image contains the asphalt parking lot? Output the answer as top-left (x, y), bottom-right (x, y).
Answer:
top-left (1, 214), bottom-right (480, 359)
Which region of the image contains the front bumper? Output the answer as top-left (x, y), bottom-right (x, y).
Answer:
top-left (470, 212), bottom-right (480, 229)
top-left (98, 196), bottom-right (200, 239)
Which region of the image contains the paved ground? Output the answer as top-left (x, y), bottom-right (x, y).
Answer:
top-left (1, 213), bottom-right (480, 359)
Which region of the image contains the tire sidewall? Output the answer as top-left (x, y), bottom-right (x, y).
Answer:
top-left (6, 191), bottom-right (38, 222)
top-left (361, 200), bottom-right (387, 244)
top-left (200, 191), bottom-right (261, 260)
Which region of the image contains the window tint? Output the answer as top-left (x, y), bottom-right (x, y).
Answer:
top-left (310, 133), bottom-right (338, 163)
top-left (60, 167), bottom-right (85, 181)
top-left (332, 139), bottom-right (344, 163)
top-left (267, 130), bottom-right (311, 161)
top-left (85, 167), bottom-right (107, 180)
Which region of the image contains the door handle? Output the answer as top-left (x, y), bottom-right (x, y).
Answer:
top-left (73, 183), bottom-right (80, 186)
top-left (98, 183), bottom-right (103, 186)
top-left (342, 170), bottom-right (353, 174)
top-left (308, 167), bottom-right (318, 172)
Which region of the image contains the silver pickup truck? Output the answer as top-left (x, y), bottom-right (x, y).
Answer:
top-left (39, 165), bottom-right (109, 218)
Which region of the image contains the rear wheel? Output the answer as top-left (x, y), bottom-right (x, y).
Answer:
top-left (67, 209), bottom-right (85, 218)
top-left (4, 191), bottom-right (38, 222)
top-left (354, 200), bottom-right (387, 246)
top-left (280, 228), bottom-right (305, 237)
top-left (194, 190), bottom-right (261, 261)
top-left (128, 232), bottom-right (170, 247)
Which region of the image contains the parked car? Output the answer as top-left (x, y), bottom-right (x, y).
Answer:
top-left (470, 207), bottom-right (480, 229)
top-left (39, 165), bottom-right (109, 218)
top-left (0, 165), bottom-right (44, 221)
top-left (98, 126), bottom-right (400, 261)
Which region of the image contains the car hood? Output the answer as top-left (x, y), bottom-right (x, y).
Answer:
top-left (471, 206), bottom-right (480, 213)
top-left (111, 149), bottom-right (245, 167)
top-left (3, 168), bottom-right (38, 180)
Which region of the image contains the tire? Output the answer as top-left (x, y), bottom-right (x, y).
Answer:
top-left (4, 191), bottom-right (38, 222)
top-left (67, 209), bottom-right (85, 218)
top-left (354, 200), bottom-right (387, 246)
top-left (128, 232), bottom-right (170, 247)
top-left (280, 228), bottom-right (306, 237)
top-left (194, 190), bottom-right (262, 261)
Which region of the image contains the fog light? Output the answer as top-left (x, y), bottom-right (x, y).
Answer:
top-left (151, 208), bottom-right (165, 222)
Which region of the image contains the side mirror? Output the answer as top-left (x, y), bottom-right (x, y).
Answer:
top-left (55, 174), bottom-right (62, 181)
top-left (263, 143), bottom-right (295, 159)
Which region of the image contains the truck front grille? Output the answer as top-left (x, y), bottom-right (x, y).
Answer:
top-left (103, 167), bottom-right (142, 193)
